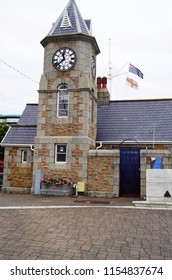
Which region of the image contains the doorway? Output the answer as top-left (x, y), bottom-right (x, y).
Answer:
top-left (120, 147), bottom-right (140, 197)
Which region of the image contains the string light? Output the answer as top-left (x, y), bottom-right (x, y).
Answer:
top-left (0, 58), bottom-right (39, 84)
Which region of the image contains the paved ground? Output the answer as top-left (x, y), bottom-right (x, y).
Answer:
top-left (0, 192), bottom-right (136, 207)
top-left (0, 193), bottom-right (172, 260)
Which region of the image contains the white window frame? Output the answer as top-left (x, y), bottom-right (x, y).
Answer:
top-left (91, 97), bottom-right (94, 123)
top-left (57, 84), bottom-right (69, 117)
top-left (21, 150), bottom-right (27, 163)
top-left (55, 144), bottom-right (67, 163)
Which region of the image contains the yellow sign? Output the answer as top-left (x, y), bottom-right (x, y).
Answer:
top-left (77, 182), bottom-right (85, 192)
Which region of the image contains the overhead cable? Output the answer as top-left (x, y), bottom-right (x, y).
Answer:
top-left (0, 58), bottom-right (39, 84)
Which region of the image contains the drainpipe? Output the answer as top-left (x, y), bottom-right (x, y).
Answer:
top-left (30, 145), bottom-right (34, 152)
top-left (96, 141), bottom-right (102, 149)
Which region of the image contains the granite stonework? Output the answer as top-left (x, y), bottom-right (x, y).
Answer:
top-left (133, 169), bottom-right (172, 208)
top-left (87, 149), bottom-right (120, 197)
top-left (140, 149), bottom-right (172, 198)
top-left (2, 147), bottom-right (33, 193)
top-left (40, 183), bottom-right (73, 196)
top-left (32, 30), bottom-right (98, 193)
top-left (146, 169), bottom-right (172, 202)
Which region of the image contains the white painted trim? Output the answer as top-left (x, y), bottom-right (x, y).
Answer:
top-left (21, 150), bottom-right (27, 163)
top-left (0, 205), bottom-right (171, 210)
top-left (55, 143), bottom-right (67, 163)
top-left (96, 141), bottom-right (172, 145)
top-left (57, 87), bottom-right (69, 118)
top-left (0, 126), bottom-right (11, 145)
top-left (1, 143), bottom-right (34, 148)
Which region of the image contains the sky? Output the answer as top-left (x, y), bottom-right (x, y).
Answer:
top-left (0, 0), bottom-right (172, 115)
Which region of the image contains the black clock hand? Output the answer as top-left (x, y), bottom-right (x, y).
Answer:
top-left (62, 52), bottom-right (65, 60)
top-left (56, 52), bottom-right (65, 66)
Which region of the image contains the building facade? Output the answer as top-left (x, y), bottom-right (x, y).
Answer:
top-left (1, 0), bottom-right (172, 197)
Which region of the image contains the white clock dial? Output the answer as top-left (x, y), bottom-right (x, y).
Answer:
top-left (52, 47), bottom-right (77, 71)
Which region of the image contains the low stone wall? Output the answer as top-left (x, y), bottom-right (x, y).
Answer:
top-left (146, 169), bottom-right (172, 202)
top-left (88, 150), bottom-right (119, 197)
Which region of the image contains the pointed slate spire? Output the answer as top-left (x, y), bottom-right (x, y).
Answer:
top-left (41, 0), bottom-right (100, 54)
top-left (48, 0), bottom-right (91, 36)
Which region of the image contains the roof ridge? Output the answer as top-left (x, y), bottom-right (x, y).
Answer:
top-left (109, 98), bottom-right (172, 103)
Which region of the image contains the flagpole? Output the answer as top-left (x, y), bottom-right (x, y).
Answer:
top-left (108, 38), bottom-right (112, 93)
top-left (110, 60), bottom-right (129, 79)
top-left (117, 61), bottom-right (130, 74)
top-left (153, 123), bottom-right (155, 149)
top-left (111, 72), bottom-right (128, 79)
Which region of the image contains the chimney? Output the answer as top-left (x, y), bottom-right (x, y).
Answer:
top-left (97, 77), bottom-right (102, 89)
top-left (97, 77), bottom-right (110, 106)
top-left (102, 77), bottom-right (107, 88)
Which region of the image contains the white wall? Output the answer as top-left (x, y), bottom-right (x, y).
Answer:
top-left (146, 170), bottom-right (172, 202)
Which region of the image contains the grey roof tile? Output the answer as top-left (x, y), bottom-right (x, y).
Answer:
top-left (2, 126), bottom-right (37, 145)
top-left (97, 99), bottom-right (172, 143)
top-left (2, 104), bottom-right (38, 145)
top-left (2, 99), bottom-right (172, 146)
top-left (18, 104), bottom-right (37, 125)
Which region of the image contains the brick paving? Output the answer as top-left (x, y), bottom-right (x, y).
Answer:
top-left (0, 193), bottom-right (172, 260)
top-left (0, 192), bottom-right (135, 207)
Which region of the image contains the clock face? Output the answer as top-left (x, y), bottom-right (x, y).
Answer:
top-left (52, 47), bottom-right (77, 71)
top-left (91, 55), bottom-right (96, 77)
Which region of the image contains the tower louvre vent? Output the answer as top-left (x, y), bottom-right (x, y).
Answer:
top-left (60, 10), bottom-right (72, 28)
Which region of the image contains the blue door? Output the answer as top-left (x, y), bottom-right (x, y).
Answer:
top-left (120, 148), bottom-right (140, 197)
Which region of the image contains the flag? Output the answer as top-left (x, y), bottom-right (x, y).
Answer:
top-left (126, 76), bottom-right (138, 89)
top-left (129, 63), bottom-right (143, 79)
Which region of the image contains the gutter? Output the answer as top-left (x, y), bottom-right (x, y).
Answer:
top-left (0, 143), bottom-right (34, 151)
top-left (96, 141), bottom-right (102, 149)
top-left (96, 140), bottom-right (172, 145)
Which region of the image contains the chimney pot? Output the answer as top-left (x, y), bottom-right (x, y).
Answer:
top-left (97, 77), bottom-right (102, 89)
top-left (102, 77), bottom-right (107, 88)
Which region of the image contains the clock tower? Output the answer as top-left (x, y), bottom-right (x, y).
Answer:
top-left (33, 0), bottom-right (100, 187)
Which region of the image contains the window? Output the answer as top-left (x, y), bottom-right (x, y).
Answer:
top-left (91, 97), bottom-right (94, 122)
top-left (57, 84), bottom-right (69, 117)
top-left (55, 144), bottom-right (67, 163)
top-left (21, 150), bottom-right (27, 163)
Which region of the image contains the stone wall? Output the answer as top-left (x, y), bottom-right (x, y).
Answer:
top-left (3, 145), bottom-right (172, 197)
top-left (37, 90), bottom-right (97, 140)
top-left (88, 150), bottom-right (120, 197)
top-left (33, 137), bottom-right (95, 191)
top-left (87, 148), bottom-right (172, 198)
top-left (2, 147), bottom-right (33, 193)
